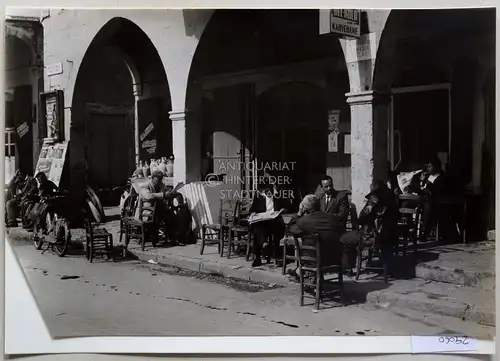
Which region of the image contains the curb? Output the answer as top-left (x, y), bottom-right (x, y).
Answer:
top-left (366, 289), bottom-right (495, 327)
top-left (415, 263), bottom-right (495, 289)
top-left (130, 248), bottom-right (291, 287)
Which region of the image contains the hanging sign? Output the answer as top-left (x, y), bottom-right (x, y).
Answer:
top-left (330, 9), bottom-right (361, 38)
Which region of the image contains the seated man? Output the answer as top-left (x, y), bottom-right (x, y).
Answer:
top-left (287, 194), bottom-right (344, 268)
top-left (316, 175), bottom-right (350, 232)
top-left (340, 180), bottom-right (399, 271)
top-left (35, 172), bottom-right (59, 197)
top-left (249, 179), bottom-right (288, 267)
top-left (165, 192), bottom-right (196, 245)
top-left (402, 159), bottom-right (446, 240)
top-left (136, 170), bottom-right (180, 240)
top-left (6, 171), bottom-right (38, 228)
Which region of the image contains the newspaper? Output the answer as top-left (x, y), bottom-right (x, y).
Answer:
top-left (248, 210), bottom-right (284, 225)
top-left (397, 169), bottom-right (423, 194)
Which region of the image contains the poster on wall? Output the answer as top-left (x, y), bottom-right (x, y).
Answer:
top-left (328, 110), bottom-right (340, 153)
top-left (34, 141), bottom-right (69, 187)
top-left (328, 133), bottom-right (338, 152)
top-left (40, 90), bottom-right (65, 142)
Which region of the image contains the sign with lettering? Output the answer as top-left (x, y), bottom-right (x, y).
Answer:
top-left (344, 32), bottom-right (378, 64)
top-left (46, 62), bottom-right (63, 77)
top-left (330, 9), bottom-right (361, 38)
top-left (16, 122), bottom-right (29, 139)
top-left (34, 141), bottom-right (69, 187)
top-left (140, 123), bottom-right (154, 141)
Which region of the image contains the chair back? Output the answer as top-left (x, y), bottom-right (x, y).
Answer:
top-left (234, 198), bottom-right (253, 226)
top-left (345, 193), bottom-right (358, 231)
top-left (295, 233), bottom-right (321, 269)
top-left (219, 198), bottom-right (238, 226)
top-left (137, 197), bottom-right (156, 223)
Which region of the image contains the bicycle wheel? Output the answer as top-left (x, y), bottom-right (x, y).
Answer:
top-left (54, 220), bottom-right (71, 257)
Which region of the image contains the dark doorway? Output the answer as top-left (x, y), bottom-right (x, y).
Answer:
top-left (13, 85), bottom-right (33, 174)
top-left (86, 112), bottom-right (134, 190)
top-left (392, 87), bottom-right (449, 172)
top-left (257, 82), bottom-right (328, 195)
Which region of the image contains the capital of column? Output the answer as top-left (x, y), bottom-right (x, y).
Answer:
top-left (345, 90), bottom-right (391, 105)
top-left (169, 109), bottom-right (189, 121)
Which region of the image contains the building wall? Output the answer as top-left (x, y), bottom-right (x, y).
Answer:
top-left (41, 9), bottom-right (213, 186)
top-left (5, 19), bottom-right (43, 177)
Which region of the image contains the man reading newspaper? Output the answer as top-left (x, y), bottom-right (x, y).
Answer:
top-left (248, 179), bottom-right (289, 267)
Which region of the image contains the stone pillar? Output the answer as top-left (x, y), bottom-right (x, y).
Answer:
top-left (169, 109), bottom-right (187, 185)
top-left (346, 90), bottom-right (390, 214)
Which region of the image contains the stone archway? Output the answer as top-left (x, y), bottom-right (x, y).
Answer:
top-left (186, 10), bottom-right (351, 199)
top-left (70, 17), bottom-right (172, 204)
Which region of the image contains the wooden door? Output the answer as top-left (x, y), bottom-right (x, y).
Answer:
top-left (212, 84), bottom-right (255, 199)
top-left (87, 112), bottom-right (133, 189)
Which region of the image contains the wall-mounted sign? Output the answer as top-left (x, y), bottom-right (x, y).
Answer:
top-left (328, 110), bottom-right (340, 153)
top-left (344, 32), bottom-right (378, 64)
top-left (328, 133), bottom-right (339, 152)
top-left (40, 90), bottom-right (65, 142)
top-left (46, 62), bottom-right (63, 76)
top-left (140, 123), bottom-right (154, 141)
top-left (330, 9), bottom-right (361, 38)
top-left (16, 121), bottom-right (29, 139)
top-left (328, 110), bottom-right (340, 133)
top-left (34, 141), bottom-right (69, 187)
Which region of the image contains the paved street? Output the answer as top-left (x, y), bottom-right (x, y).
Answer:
top-left (9, 237), bottom-right (494, 339)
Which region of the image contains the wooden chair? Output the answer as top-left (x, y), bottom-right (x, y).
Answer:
top-left (398, 207), bottom-right (421, 256)
top-left (355, 219), bottom-right (389, 284)
top-left (225, 198), bottom-right (254, 260)
top-left (85, 220), bottom-right (115, 263)
top-left (123, 198), bottom-right (157, 253)
top-left (397, 194), bottom-right (422, 254)
top-left (200, 198), bottom-right (237, 256)
top-left (281, 231), bottom-right (299, 275)
top-left (119, 188), bottom-right (138, 244)
top-left (294, 233), bottom-right (345, 310)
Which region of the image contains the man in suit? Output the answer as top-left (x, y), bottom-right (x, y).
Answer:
top-left (316, 175), bottom-right (350, 231)
top-left (249, 179), bottom-right (288, 267)
top-left (287, 194), bottom-right (344, 271)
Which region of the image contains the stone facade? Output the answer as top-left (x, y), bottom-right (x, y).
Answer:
top-left (35, 8), bottom-right (495, 228)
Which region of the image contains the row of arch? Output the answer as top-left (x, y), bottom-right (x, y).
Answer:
top-left (60, 9), bottom-right (494, 216)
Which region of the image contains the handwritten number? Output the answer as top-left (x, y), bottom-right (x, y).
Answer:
top-left (438, 336), bottom-right (469, 345)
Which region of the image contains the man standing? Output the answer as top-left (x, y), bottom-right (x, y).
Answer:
top-left (317, 175), bottom-right (350, 230)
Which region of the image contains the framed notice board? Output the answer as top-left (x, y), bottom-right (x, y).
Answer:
top-left (34, 141), bottom-right (69, 187)
top-left (40, 90), bottom-right (65, 142)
